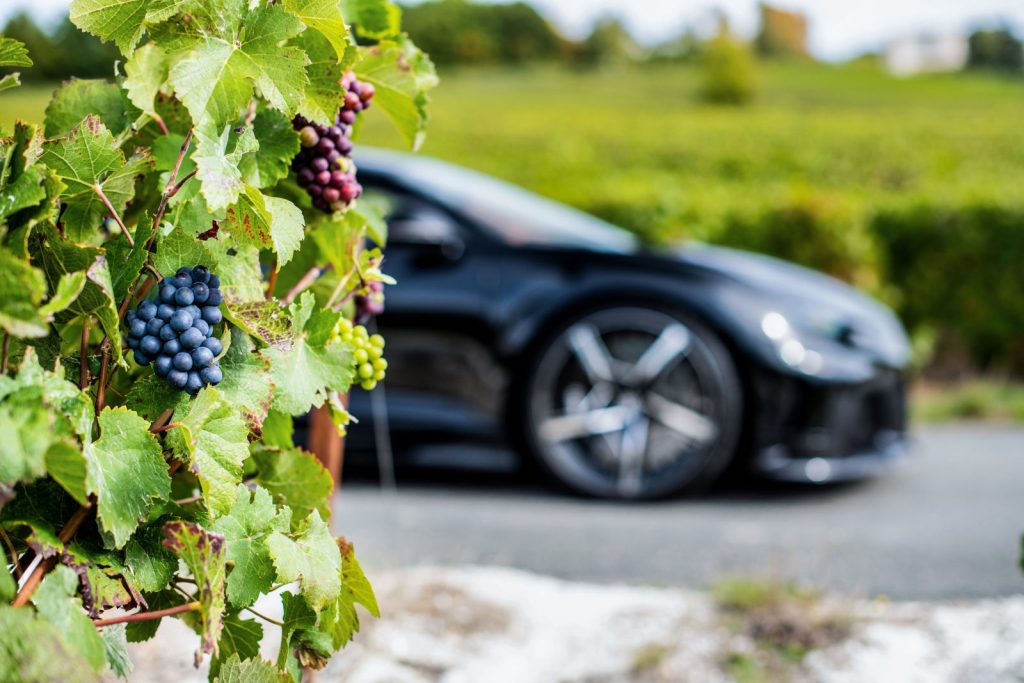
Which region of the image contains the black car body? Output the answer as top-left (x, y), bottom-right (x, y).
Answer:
top-left (343, 149), bottom-right (910, 498)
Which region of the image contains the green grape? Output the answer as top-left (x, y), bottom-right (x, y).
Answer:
top-left (332, 318), bottom-right (387, 391)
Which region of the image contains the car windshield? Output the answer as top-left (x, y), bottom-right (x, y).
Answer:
top-left (364, 150), bottom-right (638, 253)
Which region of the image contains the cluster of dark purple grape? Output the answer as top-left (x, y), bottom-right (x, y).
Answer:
top-left (354, 280), bottom-right (385, 325)
top-left (291, 71), bottom-right (375, 213)
top-left (126, 266), bottom-right (224, 395)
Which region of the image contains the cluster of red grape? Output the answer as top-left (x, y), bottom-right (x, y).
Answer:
top-left (292, 72), bottom-right (375, 213)
top-left (354, 280), bottom-right (384, 325)
top-left (126, 266), bottom-right (224, 395)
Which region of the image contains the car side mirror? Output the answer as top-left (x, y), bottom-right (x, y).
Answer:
top-left (390, 216), bottom-right (466, 264)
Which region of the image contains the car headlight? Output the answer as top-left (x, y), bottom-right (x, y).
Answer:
top-left (760, 311), bottom-right (829, 375)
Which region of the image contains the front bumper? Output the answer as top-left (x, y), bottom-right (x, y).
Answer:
top-left (750, 368), bottom-right (909, 483)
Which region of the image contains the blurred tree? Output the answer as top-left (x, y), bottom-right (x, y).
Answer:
top-left (700, 20), bottom-right (757, 105)
top-left (755, 3), bottom-right (810, 60)
top-left (967, 28), bottom-right (1023, 72)
top-left (578, 18), bottom-right (642, 66)
top-left (0, 12), bottom-right (119, 81)
top-left (400, 0), bottom-right (564, 65)
top-left (650, 27), bottom-right (704, 63)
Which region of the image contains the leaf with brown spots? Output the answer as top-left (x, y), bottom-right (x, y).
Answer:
top-left (162, 521), bottom-right (227, 666)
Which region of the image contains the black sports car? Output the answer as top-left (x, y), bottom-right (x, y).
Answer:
top-left (342, 148), bottom-right (910, 499)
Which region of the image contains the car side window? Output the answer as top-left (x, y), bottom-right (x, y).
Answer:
top-left (361, 186), bottom-right (462, 246)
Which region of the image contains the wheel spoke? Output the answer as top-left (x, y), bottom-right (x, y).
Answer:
top-left (622, 323), bottom-right (691, 387)
top-left (567, 323), bottom-right (615, 383)
top-left (539, 405), bottom-right (632, 442)
top-left (617, 417), bottom-right (649, 496)
top-left (644, 393), bottom-right (717, 444)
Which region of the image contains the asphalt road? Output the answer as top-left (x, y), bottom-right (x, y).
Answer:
top-left (333, 425), bottom-right (1024, 600)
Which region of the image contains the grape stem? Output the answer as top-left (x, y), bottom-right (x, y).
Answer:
top-left (94, 184), bottom-right (133, 247)
top-left (0, 528), bottom-right (21, 579)
top-left (152, 128), bottom-right (194, 234)
top-left (79, 320), bottom-right (90, 389)
top-left (325, 270), bottom-right (355, 309)
top-left (244, 606), bottom-right (284, 627)
top-left (265, 257), bottom-right (279, 300)
top-left (93, 601), bottom-right (200, 627)
top-left (283, 264), bottom-right (332, 305)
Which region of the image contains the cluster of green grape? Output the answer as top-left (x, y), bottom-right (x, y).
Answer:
top-left (335, 318), bottom-right (387, 390)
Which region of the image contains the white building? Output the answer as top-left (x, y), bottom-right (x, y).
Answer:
top-left (885, 34), bottom-right (969, 76)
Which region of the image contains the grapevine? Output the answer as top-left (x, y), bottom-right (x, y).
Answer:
top-left (0, 0), bottom-right (436, 680)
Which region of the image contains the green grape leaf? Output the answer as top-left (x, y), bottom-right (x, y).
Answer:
top-left (43, 79), bottom-right (138, 138)
top-left (216, 327), bottom-right (274, 435)
top-left (239, 109), bottom-right (299, 189)
top-left (124, 523), bottom-right (178, 593)
top-left (0, 246), bottom-right (48, 338)
top-left (45, 440), bottom-right (89, 505)
top-left (223, 185), bottom-right (305, 266)
top-left (209, 614), bottom-right (264, 681)
top-left (0, 388), bottom-right (59, 487)
top-left (39, 116), bottom-right (152, 242)
top-left (266, 510), bottom-right (341, 610)
top-left (212, 485), bottom-right (290, 608)
top-left (204, 240), bottom-right (266, 304)
top-left (105, 215), bottom-right (156, 303)
top-left (60, 541), bottom-right (145, 618)
top-left (322, 541), bottom-right (379, 649)
top-left (166, 388), bottom-right (249, 519)
top-left (296, 30), bottom-right (347, 126)
top-left (36, 226), bottom-right (126, 368)
top-left (223, 300), bottom-right (293, 348)
top-left (194, 123), bottom-right (259, 212)
top-left (215, 653), bottom-right (290, 683)
top-left (161, 520), bottom-right (227, 666)
top-left (0, 563), bottom-right (14, 602)
top-left (152, 224), bottom-right (205, 275)
top-left (69, 0), bottom-right (182, 55)
top-left (282, 0), bottom-right (353, 63)
top-left (251, 447), bottom-right (332, 526)
top-left (355, 40), bottom-right (437, 150)
top-left (0, 604), bottom-right (100, 683)
top-left (39, 271), bottom-right (88, 318)
top-left (260, 410), bottom-right (294, 449)
top-left (167, 5), bottom-right (309, 128)
top-left (123, 42), bottom-right (168, 117)
top-left (0, 36), bottom-right (32, 67)
top-left (267, 292), bottom-right (354, 415)
top-left (85, 407), bottom-right (171, 548)
top-left (275, 591), bottom-right (316, 669)
top-left (32, 565), bottom-right (107, 672)
top-left (124, 373), bottom-right (183, 422)
top-left (101, 624), bottom-right (134, 678)
top-left (0, 73), bottom-right (22, 93)
top-left (341, 0), bottom-right (402, 39)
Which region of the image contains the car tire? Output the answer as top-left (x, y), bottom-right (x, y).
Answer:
top-left (520, 305), bottom-right (743, 500)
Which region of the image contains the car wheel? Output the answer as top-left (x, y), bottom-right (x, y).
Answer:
top-left (523, 306), bottom-right (742, 499)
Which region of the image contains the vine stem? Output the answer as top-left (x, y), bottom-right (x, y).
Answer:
top-left (93, 601), bottom-right (200, 627)
top-left (1, 333), bottom-right (9, 373)
top-left (265, 257), bottom-right (279, 300)
top-left (79, 320), bottom-right (91, 389)
top-left (152, 128), bottom-right (194, 234)
top-left (283, 265), bottom-right (332, 305)
top-left (95, 340), bottom-right (111, 415)
top-left (94, 185), bottom-right (133, 247)
top-left (325, 270), bottom-right (354, 309)
top-left (245, 606), bottom-right (284, 627)
top-left (1, 528), bottom-right (21, 579)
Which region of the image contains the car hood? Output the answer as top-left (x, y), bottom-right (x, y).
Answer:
top-left (671, 242), bottom-right (910, 369)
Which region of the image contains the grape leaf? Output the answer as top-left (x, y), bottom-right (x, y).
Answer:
top-left (35, 225), bottom-right (126, 368)
top-left (215, 653), bottom-right (290, 683)
top-left (85, 407), bottom-right (171, 548)
top-left (267, 292), bottom-right (354, 415)
top-left (205, 240), bottom-right (266, 304)
top-left (69, 0), bottom-right (182, 55)
top-left (266, 510), bottom-right (341, 610)
top-left (341, 0), bottom-right (402, 40)
top-left (60, 541), bottom-right (145, 618)
top-left (282, 0), bottom-right (353, 63)
top-left (321, 541), bottom-right (379, 649)
top-left (32, 565), bottom-right (107, 672)
top-left (124, 528), bottom-right (178, 594)
top-left (260, 410), bottom-right (294, 449)
top-left (39, 116), bottom-right (152, 242)
top-left (152, 224), bottom-right (205, 275)
top-left (296, 30), bottom-right (347, 126)
top-left (105, 215), bottom-right (156, 302)
top-left (223, 300), bottom-right (293, 348)
top-left (0, 563), bottom-right (14, 602)
top-left (0, 73), bottom-right (22, 94)
top-left (44, 79), bottom-right (138, 138)
top-left (0, 604), bottom-right (100, 683)
top-left (275, 591), bottom-right (316, 669)
top-left (0, 36), bottom-right (32, 67)
top-left (39, 271), bottom-right (88, 318)
top-left (194, 123), bottom-right (259, 212)
top-left (239, 109), bottom-right (299, 190)
top-left (124, 373), bottom-right (183, 422)
top-left (209, 614), bottom-right (264, 681)
top-left (223, 185), bottom-right (305, 266)
top-left (46, 440), bottom-right (89, 505)
top-left (0, 246), bottom-right (48, 338)
top-left (251, 447), bottom-right (332, 527)
top-left (167, 5), bottom-right (309, 128)
top-left (167, 388), bottom-right (249, 519)
top-left (161, 521), bottom-right (227, 666)
top-left (123, 42), bottom-right (168, 117)
top-left (0, 387), bottom-right (59, 487)
top-left (216, 327), bottom-right (274, 435)
top-left (355, 40), bottom-right (437, 150)
top-left (211, 484), bottom-right (290, 608)
top-left (101, 624), bottom-right (134, 678)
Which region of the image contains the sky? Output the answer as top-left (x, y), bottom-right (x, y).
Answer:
top-left (3, 0), bottom-right (1024, 61)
